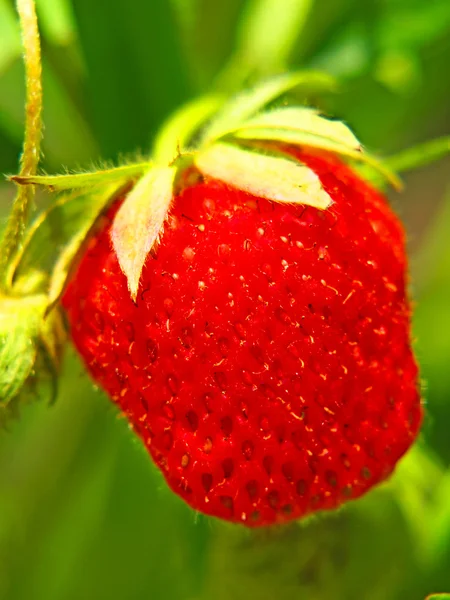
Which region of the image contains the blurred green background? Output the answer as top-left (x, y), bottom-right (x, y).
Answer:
top-left (1, 0), bottom-right (450, 598)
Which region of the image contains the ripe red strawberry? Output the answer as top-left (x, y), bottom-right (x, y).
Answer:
top-left (62, 148), bottom-right (422, 527)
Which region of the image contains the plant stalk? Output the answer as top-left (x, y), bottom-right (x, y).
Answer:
top-left (0, 0), bottom-right (42, 289)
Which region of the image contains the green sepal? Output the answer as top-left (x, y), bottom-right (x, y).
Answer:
top-left (111, 165), bottom-right (178, 301)
top-left (9, 162), bottom-right (150, 192)
top-left (224, 107), bottom-right (401, 189)
top-left (0, 294), bottom-right (45, 405)
top-left (230, 107), bottom-right (361, 151)
top-left (201, 71), bottom-right (337, 145)
top-left (153, 95), bottom-right (224, 164)
top-left (0, 179), bottom-right (128, 426)
top-left (0, 293), bottom-right (64, 427)
top-left (195, 142), bottom-right (332, 210)
top-left (231, 126), bottom-right (401, 190)
top-left (11, 180), bottom-right (129, 302)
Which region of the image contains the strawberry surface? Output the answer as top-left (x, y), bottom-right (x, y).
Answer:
top-left (62, 149), bottom-right (422, 527)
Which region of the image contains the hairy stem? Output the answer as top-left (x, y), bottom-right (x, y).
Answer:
top-left (0, 0), bottom-right (42, 289)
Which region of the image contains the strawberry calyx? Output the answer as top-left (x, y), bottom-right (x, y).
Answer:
top-left (108, 73), bottom-right (401, 300)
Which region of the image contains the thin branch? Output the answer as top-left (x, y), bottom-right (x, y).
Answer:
top-left (0, 0), bottom-right (42, 288)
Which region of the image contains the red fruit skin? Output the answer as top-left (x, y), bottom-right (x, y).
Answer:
top-left (62, 149), bottom-right (422, 527)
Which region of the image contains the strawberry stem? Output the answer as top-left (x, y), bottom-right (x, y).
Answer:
top-left (385, 136), bottom-right (450, 175)
top-left (0, 0), bottom-right (42, 290)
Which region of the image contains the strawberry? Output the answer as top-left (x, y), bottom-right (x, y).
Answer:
top-left (62, 148), bottom-right (422, 527)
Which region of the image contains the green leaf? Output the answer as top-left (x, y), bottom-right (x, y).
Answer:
top-left (170, 0), bottom-right (244, 91)
top-left (377, 2), bottom-right (450, 51)
top-left (0, 181), bottom-right (122, 424)
top-left (11, 180), bottom-right (127, 299)
top-left (385, 136), bottom-right (450, 175)
top-left (0, 294), bottom-right (45, 407)
top-left (195, 142), bottom-right (332, 210)
top-left (0, 56), bottom-right (98, 168)
top-left (425, 595), bottom-right (450, 600)
top-left (388, 445), bottom-right (445, 559)
top-left (111, 165), bottom-right (177, 301)
top-left (230, 125), bottom-right (401, 189)
top-left (45, 188), bottom-right (121, 310)
top-left (0, 292), bottom-right (66, 427)
top-left (11, 162), bottom-right (151, 192)
top-left (39, 304), bottom-right (65, 368)
top-left (215, 0), bottom-right (316, 91)
top-left (153, 95), bottom-right (224, 164)
top-left (234, 0), bottom-right (314, 72)
top-left (423, 464), bottom-right (450, 564)
top-left (0, 0), bottom-right (21, 74)
top-left (234, 107), bottom-right (361, 150)
top-left (35, 0), bottom-right (77, 47)
top-left (202, 70), bottom-right (337, 144)
top-left (71, 0), bottom-right (191, 159)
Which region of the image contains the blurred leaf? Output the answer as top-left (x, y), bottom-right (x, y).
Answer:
top-left (426, 467), bottom-right (450, 565)
top-left (35, 0), bottom-right (77, 47)
top-left (72, 0), bottom-right (191, 159)
top-left (414, 190), bottom-right (450, 462)
top-left (202, 71), bottom-right (337, 144)
top-left (0, 349), bottom-right (210, 600)
top-left (310, 21), bottom-right (371, 79)
top-left (239, 0), bottom-right (314, 67)
top-left (388, 445), bottom-right (445, 563)
top-left (220, 0), bottom-right (314, 86)
top-left (0, 58), bottom-right (98, 168)
top-left (0, 0), bottom-right (21, 74)
top-left (385, 137), bottom-right (450, 176)
top-left (171, 0), bottom-right (243, 90)
top-left (374, 49), bottom-right (421, 95)
top-left (202, 486), bottom-right (421, 600)
top-left (22, 427), bottom-right (118, 600)
top-left (376, 0), bottom-right (450, 51)
top-left (414, 190), bottom-right (450, 290)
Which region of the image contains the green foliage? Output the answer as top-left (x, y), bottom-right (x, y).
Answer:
top-left (0, 294), bottom-right (47, 414)
top-left (201, 70), bottom-right (337, 142)
top-left (11, 162), bottom-right (151, 190)
top-left (0, 0), bottom-right (449, 599)
top-left (0, 292), bottom-right (63, 427)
